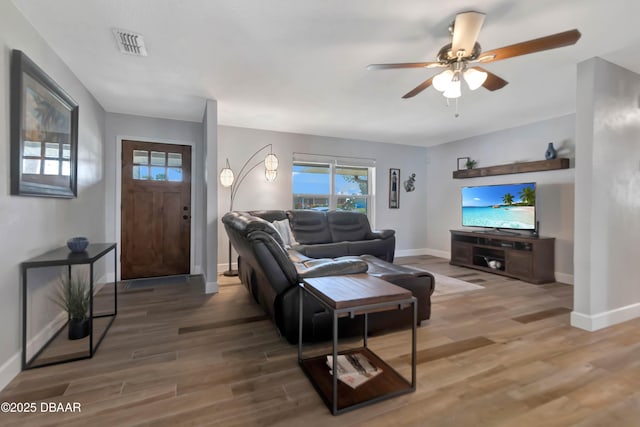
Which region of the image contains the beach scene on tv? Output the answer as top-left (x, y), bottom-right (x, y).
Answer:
top-left (462, 183), bottom-right (536, 230)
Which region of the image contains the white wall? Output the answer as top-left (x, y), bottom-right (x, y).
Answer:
top-left (203, 100), bottom-right (219, 292)
top-left (425, 115), bottom-right (576, 282)
top-left (0, 1), bottom-right (106, 389)
top-left (572, 58), bottom-right (640, 330)
top-left (217, 125), bottom-right (429, 265)
top-left (104, 113), bottom-right (204, 276)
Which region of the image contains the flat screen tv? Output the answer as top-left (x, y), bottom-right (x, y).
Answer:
top-left (461, 182), bottom-right (536, 231)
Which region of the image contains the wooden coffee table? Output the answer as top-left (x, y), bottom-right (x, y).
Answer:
top-left (298, 274), bottom-right (417, 415)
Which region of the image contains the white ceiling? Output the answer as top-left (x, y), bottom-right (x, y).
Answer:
top-left (12, 0), bottom-right (640, 147)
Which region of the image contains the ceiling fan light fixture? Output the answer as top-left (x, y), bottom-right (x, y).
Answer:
top-left (433, 69), bottom-right (454, 92)
top-left (463, 67), bottom-right (488, 90)
top-left (443, 79), bottom-right (461, 98)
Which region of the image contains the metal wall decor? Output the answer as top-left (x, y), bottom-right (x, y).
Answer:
top-left (404, 173), bottom-right (416, 192)
top-left (389, 168), bottom-right (400, 208)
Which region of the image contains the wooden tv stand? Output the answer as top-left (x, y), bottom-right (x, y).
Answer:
top-left (450, 230), bottom-right (555, 284)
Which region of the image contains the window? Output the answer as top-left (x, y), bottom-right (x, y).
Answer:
top-left (132, 150), bottom-right (183, 182)
top-left (292, 155), bottom-right (375, 218)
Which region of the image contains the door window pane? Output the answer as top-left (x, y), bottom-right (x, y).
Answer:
top-left (167, 167), bottom-right (183, 182)
top-left (150, 167), bottom-right (166, 181)
top-left (62, 144), bottom-right (71, 159)
top-left (151, 151), bottom-right (166, 166)
top-left (167, 153), bottom-right (182, 167)
top-left (23, 141), bottom-right (41, 156)
top-left (133, 165), bottom-right (149, 180)
top-left (62, 160), bottom-right (71, 176)
top-left (133, 150), bottom-right (148, 165)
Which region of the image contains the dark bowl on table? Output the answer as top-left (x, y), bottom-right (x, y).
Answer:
top-left (67, 237), bottom-right (89, 253)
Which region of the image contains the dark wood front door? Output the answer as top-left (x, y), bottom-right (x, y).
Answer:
top-left (121, 140), bottom-right (191, 279)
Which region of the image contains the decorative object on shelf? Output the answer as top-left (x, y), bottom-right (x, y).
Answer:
top-left (544, 142), bottom-right (557, 160)
top-left (466, 159), bottom-right (477, 169)
top-left (457, 157), bottom-right (470, 170)
top-left (403, 173), bottom-right (416, 192)
top-left (389, 168), bottom-right (400, 208)
top-left (483, 257), bottom-right (502, 270)
top-left (67, 236), bottom-right (89, 253)
top-left (10, 50), bottom-right (79, 198)
top-left (52, 273), bottom-right (91, 340)
top-left (219, 144), bottom-right (279, 276)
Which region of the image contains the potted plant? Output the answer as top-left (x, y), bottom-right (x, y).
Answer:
top-left (53, 274), bottom-right (91, 340)
top-left (465, 159), bottom-right (477, 169)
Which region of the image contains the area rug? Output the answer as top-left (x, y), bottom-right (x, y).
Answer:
top-left (429, 272), bottom-right (484, 296)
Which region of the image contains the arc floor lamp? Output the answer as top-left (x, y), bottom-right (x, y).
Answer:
top-left (219, 143), bottom-right (278, 276)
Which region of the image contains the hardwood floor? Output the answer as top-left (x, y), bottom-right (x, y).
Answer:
top-left (2, 256), bottom-right (640, 426)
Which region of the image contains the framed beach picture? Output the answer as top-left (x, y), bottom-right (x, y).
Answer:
top-left (389, 168), bottom-right (400, 209)
top-left (10, 50), bottom-right (78, 198)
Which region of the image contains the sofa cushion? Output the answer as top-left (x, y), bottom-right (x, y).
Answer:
top-left (287, 210), bottom-right (332, 244)
top-left (250, 210), bottom-right (288, 223)
top-left (347, 239), bottom-right (393, 258)
top-left (294, 257), bottom-right (368, 278)
top-left (293, 242), bottom-right (349, 259)
top-left (327, 211), bottom-right (371, 242)
top-left (223, 211), bottom-right (284, 247)
top-left (272, 218), bottom-right (299, 248)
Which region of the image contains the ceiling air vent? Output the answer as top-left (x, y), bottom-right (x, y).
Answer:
top-left (112, 28), bottom-right (148, 56)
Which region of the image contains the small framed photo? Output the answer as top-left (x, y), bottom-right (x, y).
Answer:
top-left (389, 168), bottom-right (400, 209)
top-left (457, 157), bottom-right (470, 171)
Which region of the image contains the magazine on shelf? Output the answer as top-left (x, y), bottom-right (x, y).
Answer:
top-left (326, 353), bottom-right (382, 389)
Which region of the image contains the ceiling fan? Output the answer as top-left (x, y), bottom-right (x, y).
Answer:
top-left (367, 11), bottom-right (581, 100)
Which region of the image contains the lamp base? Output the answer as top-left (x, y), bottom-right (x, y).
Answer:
top-left (223, 269), bottom-right (238, 277)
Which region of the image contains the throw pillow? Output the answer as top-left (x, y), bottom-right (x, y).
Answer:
top-left (272, 218), bottom-right (299, 248)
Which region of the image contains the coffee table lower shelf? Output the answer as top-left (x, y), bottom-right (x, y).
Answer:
top-left (299, 347), bottom-right (413, 413)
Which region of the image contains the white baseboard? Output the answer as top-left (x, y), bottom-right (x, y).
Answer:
top-left (396, 248), bottom-right (450, 259)
top-left (0, 351), bottom-right (21, 391)
top-left (424, 248), bottom-right (450, 259)
top-left (395, 248), bottom-right (429, 257)
top-left (205, 281), bottom-right (219, 294)
top-left (218, 262), bottom-right (238, 272)
top-left (555, 272), bottom-right (574, 285)
top-left (26, 312), bottom-right (67, 359)
top-left (571, 302), bottom-right (640, 331)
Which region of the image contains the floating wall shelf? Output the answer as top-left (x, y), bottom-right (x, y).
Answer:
top-left (453, 158), bottom-right (570, 179)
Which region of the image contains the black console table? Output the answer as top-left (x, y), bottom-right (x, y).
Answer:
top-left (21, 243), bottom-right (117, 369)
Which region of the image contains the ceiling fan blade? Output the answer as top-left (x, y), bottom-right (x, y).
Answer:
top-left (480, 29), bottom-right (581, 63)
top-left (474, 67), bottom-right (508, 91)
top-left (402, 76), bottom-right (434, 99)
top-left (451, 11), bottom-right (486, 57)
top-left (367, 62), bottom-right (444, 70)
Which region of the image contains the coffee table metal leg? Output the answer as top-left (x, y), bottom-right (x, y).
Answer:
top-left (332, 309), bottom-right (338, 415)
top-left (298, 286), bottom-right (303, 362)
top-left (411, 299), bottom-right (417, 388)
top-left (363, 313), bottom-right (368, 349)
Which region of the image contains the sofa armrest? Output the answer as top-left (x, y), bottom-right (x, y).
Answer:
top-left (367, 229), bottom-right (395, 240)
top-left (295, 258), bottom-right (368, 278)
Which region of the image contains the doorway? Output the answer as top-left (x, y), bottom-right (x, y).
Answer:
top-left (121, 140), bottom-right (192, 279)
